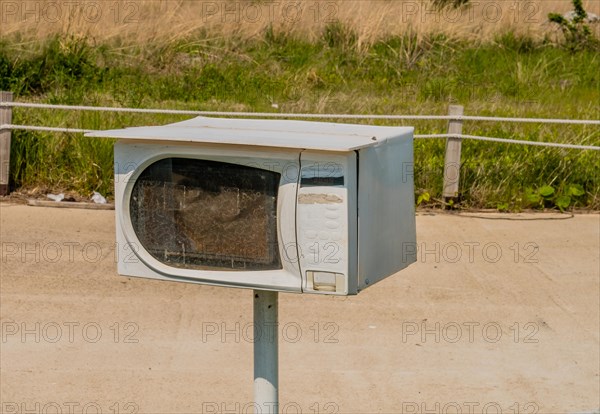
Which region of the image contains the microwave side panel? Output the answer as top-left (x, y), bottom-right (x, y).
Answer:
top-left (113, 140), bottom-right (303, 293)
top-left (357, 130), bottom-right (416, 291)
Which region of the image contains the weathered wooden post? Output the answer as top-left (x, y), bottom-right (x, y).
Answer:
top-left (442, 105), bottom-right (464, 205)
top-left (0, 91), bottom-right (13, 196)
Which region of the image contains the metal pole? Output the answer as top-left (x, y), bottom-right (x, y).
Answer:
top-left (253, 290), bottom-right (278, 414)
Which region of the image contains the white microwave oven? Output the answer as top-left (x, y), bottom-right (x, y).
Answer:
top-left (86, 117), bottom-right (416, 295)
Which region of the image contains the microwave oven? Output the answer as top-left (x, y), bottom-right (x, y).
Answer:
top-left (86, 117), bottom-right (416, 295)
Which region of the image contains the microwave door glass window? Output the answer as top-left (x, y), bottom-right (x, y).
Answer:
top-left (130, 158), bottom-right (282, 271)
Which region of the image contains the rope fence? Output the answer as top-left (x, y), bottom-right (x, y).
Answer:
top-left (1, 124), bottom-right (93, 134)
top-left (1, 101), bottom-right (600, 125)
top-left (0, 94), bottom-right (599, 198)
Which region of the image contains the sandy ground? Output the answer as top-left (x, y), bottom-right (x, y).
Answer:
top-left (0, 203), bottom-right (598, 414)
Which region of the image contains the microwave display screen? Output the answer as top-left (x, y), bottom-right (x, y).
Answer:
top-left (130, 158), bottom-right (282, 271)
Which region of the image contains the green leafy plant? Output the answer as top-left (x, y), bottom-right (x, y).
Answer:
top-left (548, 0), bottom-right (598, 51)
top-left (538, 185), bottom-right (555, 198)
top-left (555, 195), bottom-right (571, 211)
top-left (556, 184), bottom-right (587, 211)
top-left (496, 202), bottom-right (510, 212)
top-left (417, 191), bottom-right (431, 206)
top-left (523, 184), bottom-right (587, 211)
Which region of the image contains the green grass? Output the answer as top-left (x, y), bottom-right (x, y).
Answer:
top-left (1, 30), bottom-right (598, 210)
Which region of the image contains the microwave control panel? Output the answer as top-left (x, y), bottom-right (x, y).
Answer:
top-left (296, 151), bottom-right (358, 295)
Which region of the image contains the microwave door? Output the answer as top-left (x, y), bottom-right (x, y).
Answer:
top-left (275, 155), bottom-right (303, 289)
top-left (122, 148), bottom-right (304, 292)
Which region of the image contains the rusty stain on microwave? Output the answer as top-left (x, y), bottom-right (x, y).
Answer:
top-left (298, 194), bottom-right (343, 204)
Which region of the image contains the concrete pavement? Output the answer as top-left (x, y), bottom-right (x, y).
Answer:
top-left (0, 204), bottom-right (598, 413)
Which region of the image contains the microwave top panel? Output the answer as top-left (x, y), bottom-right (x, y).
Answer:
top-left (85, 116), bottom-right (414, 152)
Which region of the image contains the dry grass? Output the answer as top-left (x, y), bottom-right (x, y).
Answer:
top-left (1, 0), bottom-right (599, 46)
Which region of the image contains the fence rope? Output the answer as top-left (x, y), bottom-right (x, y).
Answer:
top-left (2, 124), bottom-right (598, 151)
top-left (2, 124), bottom-right (93, 134)
top-left (1, 102), bottom-right (599, 125)
top-left (419, 133), bottom-right (600, 150)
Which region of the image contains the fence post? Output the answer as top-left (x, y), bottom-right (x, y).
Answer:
top-left (0, 91), bottom-right (13, 196)
top-left (442, 105), bottom-right (464, 203)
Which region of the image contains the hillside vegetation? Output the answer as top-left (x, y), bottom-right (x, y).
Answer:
top-left (0, 0), bottom-right (599, 210)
